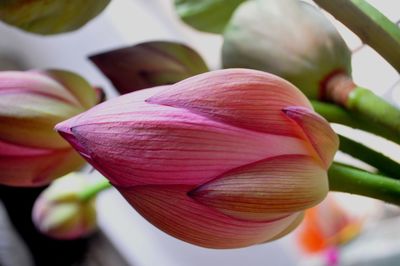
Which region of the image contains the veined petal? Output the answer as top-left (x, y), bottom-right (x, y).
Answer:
top-left (117, 184), bottom-right (303, 248)
top-left (0, 139), bottom-right (84, 186)
top-left (0, 93), bottom-right (82, 149)
top-left (57, 86), bottom-right (310, 187)
top-left (266, 212), bottom-right (305, 242)
top-left (282, 106), bottom-right (338, 168)
top-left (0, 71), bottom-right (81, 106)
top-left (66, 112), bottom-right (310, 188)
top-left (190, 155), bottom-right (328, 221)
top-left (38, 70), bottom-right (97, 109)
top-left (147, 69), bottom-right (312, 136)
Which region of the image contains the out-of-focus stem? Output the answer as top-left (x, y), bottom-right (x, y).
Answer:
top-left (338, 134), bottom-right (400, 179)
top-left (328, 163), bottom-right (400, 206)
top-left (314, 0), bottom-right (400, 72)
top-left (78, 178), bottom-right (111, 202)
top-left (311, 100), bottom-right (400, 144)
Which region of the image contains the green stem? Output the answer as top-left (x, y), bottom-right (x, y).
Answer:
top-left (338, 134), bottom-right (400, 179)
top-left (329, 163), bottom-right (400, 205)
top-left (78, 178), bottom-right (112, 202)
top-left (347, 86), bottom-right (400, 138)
top-left (314, 0), bottom-right (400, 72)
top-left (311, 100), bottom-right (400, 144)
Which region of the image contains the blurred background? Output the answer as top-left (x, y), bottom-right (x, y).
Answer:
top-left (0, 0), bottom-right (399, 265)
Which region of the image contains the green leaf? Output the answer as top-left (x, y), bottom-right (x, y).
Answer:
top-left (0, 0), bottom-right (110, 35)
top-left (175, 0), bottom-right (246, 34)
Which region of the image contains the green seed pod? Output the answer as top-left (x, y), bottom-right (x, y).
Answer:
top-left (222, 0), bottom-right (351, 99)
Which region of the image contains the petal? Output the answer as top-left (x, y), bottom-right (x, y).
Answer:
top-left (147, 69), bottom-right (312, 136)
top-left (39, 70), bottom-right (97, 109)
top-left (0, 139), bottom-right (84, 187)
top-left (266, 211), bottom-right (305, 242)
top-left (0, 71), bottom-right (81, 106)
top-left (117, 184), bottom-right (303, 248)
top-left (282, 106), bottom-right (338, 168)
top-left (0, 93), bottom-right (81, 149)
top-left (57, 87), bottom-right (311, 187)
top-left (89, 41), bottom-right (208, 94)
top-left (190, 155), bottom-right (328, 221)
top-left (67, 112), bottom-right (310, 188)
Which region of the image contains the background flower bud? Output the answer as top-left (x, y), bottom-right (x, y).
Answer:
top-left (32, 173), bottom-right (97, 240)
top-left (222, 0), bottom-right (351, 99)
top-left (56, 69), bottom-right (338, 248)
top-left (90, 41), bottom-right (209, 95)
top-left (0, 0), bottom-right (110, 35)
top-left (298, 195), bottom-right (362, 253)
top-left (0, 70), bottom-right (98, 186)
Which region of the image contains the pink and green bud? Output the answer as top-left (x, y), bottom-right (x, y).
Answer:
top-left (0, 69), bottom-right (99, 187)
top-left (222, 0), bottom-right (351, 99)
top-left (32, 173), bottom-right (97, 240)
top-left (90, 41), bottom-right (209, 95)
top-left (56, 69), bottom-right (338, 248)
top-left (0, 0), bottom-right (110, 35)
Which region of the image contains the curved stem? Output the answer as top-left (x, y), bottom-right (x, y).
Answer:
top-left (328, 163), bottom-right (400, 205)
top-left (338, 134), bottom-right (400, 179)
top-left (323, 73), bottom-right (400, 143)
top-left (314, 0), bottom-right (400, 72)
top-left (79, 178), bottom-right (112, 202)
top-left (347, 86), bottom-right (400, 135)
top-left (311, 100), bottom-right (400, 144)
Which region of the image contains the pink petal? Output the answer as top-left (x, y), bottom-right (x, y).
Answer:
top-left (57, 87), bottom-right (310, 187)
top-left (190, 155), bottom-right (328, 221)
top-left (283, 106), bottom-right (338, 168)
top-left (38, 70), bottom-right (97, 109)
top-left (147, 69), bottom-right (312, 136)
top-left (117, 184), bottom-right (303, 248)
top-left (0, 140), bottom-right (84, 187)
top-left (0, 71), bottom-right (81, 106)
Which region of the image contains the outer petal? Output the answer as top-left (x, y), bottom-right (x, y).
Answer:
top-left (190, 155), bottom-right (328, 221)
top-left (117, 184), bottom-right (303, 248)
top-left (283, 106), bottom-right (338, 168)
top-left (0, 93), bottom-right (81, 149)
top-left (0, 139), bottom-right (84, 186)
top-left (38, 70), bottom-right (98, 109)
top-left (0, 71), bottom-right (81, 106)
top-left (147, 69), bottom-right (312, 136)
top-left (56, 87), bottom-right (311, 187)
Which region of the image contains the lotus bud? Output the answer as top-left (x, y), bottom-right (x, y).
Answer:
top-left (0, 0), bottom-right (110, 35)
top-left (32, 173), bottom-right (97, 240)
top-left (56, 69), bottom-right (338, 248)
top-left (0, 69), bottom-right (99, 187)
top-left (222, 0), bottom-right (351, 100)
top-left (90, 41), bottom-right (209, 95)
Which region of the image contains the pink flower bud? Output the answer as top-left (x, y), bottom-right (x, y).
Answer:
top-left (56, 69), bottom-right (338, 248)
top-left (32, 173), bottom-right (97, 240)
top-left (0, 70), bottom-right (99, 186)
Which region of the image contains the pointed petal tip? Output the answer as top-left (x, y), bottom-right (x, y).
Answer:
top-left (282, 106), bottom-right (339, 168)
